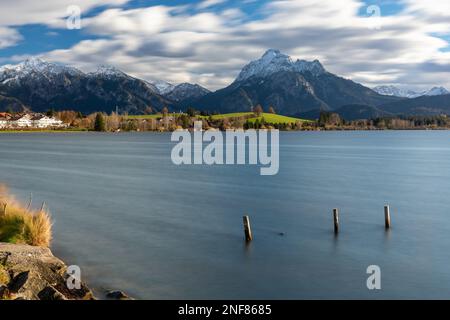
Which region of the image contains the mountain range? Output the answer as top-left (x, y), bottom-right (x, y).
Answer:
top-left (373, 85), bottom-right (449, 99)
top-left (0, 58), bottom-right (174, 114)
top-left (1, 51), bottom-right (450, 120)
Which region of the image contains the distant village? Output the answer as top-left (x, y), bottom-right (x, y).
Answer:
top-left (0, 112), bottom-right (66, 129)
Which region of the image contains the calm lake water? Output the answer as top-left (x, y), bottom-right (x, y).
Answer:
top-left (1, 131), bottom-right (450, 299)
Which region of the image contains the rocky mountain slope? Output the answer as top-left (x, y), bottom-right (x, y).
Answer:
top-left (165, 83), bottom-right (210, 102)
top-left (0, 95), bottom-right (28, 112)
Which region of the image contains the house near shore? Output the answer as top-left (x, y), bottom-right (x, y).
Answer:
top-left (0, 113), bottom-right (11, 128)
top-left (0, 113), bottom-right (65, 129)
top-left (9, 114), bottom-right (33, 128)
top-left (30, 114), bottom-right (64, 128)
top-left (0, 118), bottom-right (9, 128)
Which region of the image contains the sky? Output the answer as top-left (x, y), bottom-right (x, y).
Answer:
top-left (1, 0), bottom-right (450, 91)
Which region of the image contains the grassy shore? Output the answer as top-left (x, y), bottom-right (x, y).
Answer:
top-left (201, 112), bottom-right (307, 123)
top-left (0, 185), bottom-right (52, 247)
top-left (248, 113), bottom-right (311, 124)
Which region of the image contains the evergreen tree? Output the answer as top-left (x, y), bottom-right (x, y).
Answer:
top-left (94, 113), bottom-right (106, 132)
top-left (186, 107), bottom-right (196, 117)
top-left (319, 111), bottom-right (332, 127)
top-left (46, 109), bottom-right (56, 117)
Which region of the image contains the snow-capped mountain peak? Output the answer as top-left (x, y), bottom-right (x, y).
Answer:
top-left (260, 49), bottom-right (292, 64)
top-left (424, 86), bottom-right (450, 96)
top-left (0, 58), bottom-right (84, 87)
top-left (0, 58), bottom-right (82, 79)
top-left (23, 57), bottom-right (48, 69)
top-left (235, 49), bottom-right (326, 82)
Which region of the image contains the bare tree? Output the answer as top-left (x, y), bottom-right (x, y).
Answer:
top-left (253, 104), bottom-right (263, 116)
top-left (268, 106), bottom-right (276, 114)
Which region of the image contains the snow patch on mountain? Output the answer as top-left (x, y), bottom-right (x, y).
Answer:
top-left (235, 49), bottom-right (326, 82)
top-left (372, 85), bottom-right (418, 98)
top-left (90, 65), bottom-right (130, 79)
top-left (147, 79), bottom-right (175, 95)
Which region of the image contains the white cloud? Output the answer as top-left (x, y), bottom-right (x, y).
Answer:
top-left (3, 0), bottom-right (450, 91)
top-left (197, 0), bottom-right (227, 10)
top-left (0, 0), bottom-right (129, 27)
top-left (0, 27), bottom-right (22, 49)
top-left (0, 0), bottom-right (129, 48)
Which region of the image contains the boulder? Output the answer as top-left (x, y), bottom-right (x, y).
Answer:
top-left (0, 243), bottom-right (94, 300)
top-left (106, 290), bottom-right (132, 300)
top-left (38, 286), bottom-right (67, 300)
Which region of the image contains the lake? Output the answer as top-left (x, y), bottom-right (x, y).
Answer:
top-left (0, 131), bottom-right (450, 299)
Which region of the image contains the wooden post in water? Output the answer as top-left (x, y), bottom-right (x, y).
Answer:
top-left (384, 205), bottom-right (391, 229)
top-left (333, 208), bottom-right (339, 234)
top-left (243, 215), bottom-right (253, 242)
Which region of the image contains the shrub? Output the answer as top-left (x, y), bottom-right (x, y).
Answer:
top-left (0, 186), bottom-right (52, 247)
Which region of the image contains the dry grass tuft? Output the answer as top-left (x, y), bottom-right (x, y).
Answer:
top-left (0, 184), bottom-right (52, 247)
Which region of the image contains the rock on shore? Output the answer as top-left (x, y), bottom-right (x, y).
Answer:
top-left (0, 243), bottom-right (94, 300)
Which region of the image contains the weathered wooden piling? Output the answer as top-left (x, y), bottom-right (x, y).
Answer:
top-left (243, 215), bottom-right (253, 242)
top-left (384, 205), bottom-right (391, 229)
top-left (333, 208), bottom-right (339, 234)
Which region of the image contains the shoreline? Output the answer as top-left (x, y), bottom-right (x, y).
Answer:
top-left (0, 185), bottom-right (133, 301)
top-left (1, 128), bottom-right (450, 134)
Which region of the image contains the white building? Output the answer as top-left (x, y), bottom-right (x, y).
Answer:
top-left (0, 118), bottom-right (8, 129)
top-left (2, 113), bottom-right (65, 129)
top-left (0, 113), bottom-right (11, 128)
top-left (9, 114), bottom-right (32, 128)
top-left (31, 114), bottom-right (64, 128)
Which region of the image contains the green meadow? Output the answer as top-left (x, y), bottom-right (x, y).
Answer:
top-left (126, 112), bottom-right (308, 124)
